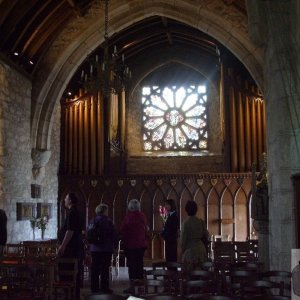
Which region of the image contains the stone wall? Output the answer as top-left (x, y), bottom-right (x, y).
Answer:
top-left (0, 60), bottom-right (60, 242)
top-left (0, 60), bottom-right (32, 242)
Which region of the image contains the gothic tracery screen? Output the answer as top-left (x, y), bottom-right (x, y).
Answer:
top-left (142, 85), bottom-right (208, 151)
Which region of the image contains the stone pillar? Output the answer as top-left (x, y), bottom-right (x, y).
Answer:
top-left (247, 0), bottom-right (300, 270)
top-left (253, 220), bottom-right (270, 271)
top-left (265, 0), bottom-right (300, 270)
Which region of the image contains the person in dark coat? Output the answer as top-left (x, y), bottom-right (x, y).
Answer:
top-left (0, 209), bottom-right (7, 258)
top-left (88, 203), bottom-right (118, 294)
top-left (57, 192), bottom-right (84, 300)
top-left (161, 199), bottom-right (179, 264)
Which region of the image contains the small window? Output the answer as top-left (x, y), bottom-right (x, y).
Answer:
top-left (142, 85), bottom-right (208, 151)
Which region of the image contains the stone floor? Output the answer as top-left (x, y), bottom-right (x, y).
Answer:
top-left (81, 267), bottom-right (136, 299)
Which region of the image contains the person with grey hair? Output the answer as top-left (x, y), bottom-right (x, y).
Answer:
top-left (121, 199), bottom-right (149, 294)
top-left (127, 198), bottom-right (140, 211)
top-left (88, 203), bottom-right (118, 294)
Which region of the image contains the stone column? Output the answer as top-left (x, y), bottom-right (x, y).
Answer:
top-left (265, 0), bottom-right (300, 270)
top-left (253, 220), bottom-right (270, 271)
top-left (247, 0), bottom-right (300, 270)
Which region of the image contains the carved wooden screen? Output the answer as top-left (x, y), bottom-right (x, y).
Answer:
top-left (59, 172), bottom-right (253, 261)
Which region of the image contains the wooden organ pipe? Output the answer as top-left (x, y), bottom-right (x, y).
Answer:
top-left (250, 97), bottom-right (258, 165)
top-left (90, 96), bottom-right (96, 175)
top-left (237, 91), bottom-right (245, 171)
top-left (219, 63), bottom-right (225, 144)
top-left (73, 103), bottom-right (78, 173)
top-left (262, 100), bottom-right (266, 153)
top-left (257, 99), bottom-right (263, 158)
top-left (229, 86), bottom-right (238, 171)
top-left (110, 93), bottom-right (118, 141)
top-left (68, 105), bottom-right (73, 174)
top-left (78, 101), bottom-right (84, 174)
top-left (64, 106), bottom-right (69, 173)
top-left (244, 95), bottom-right (252, 171)
top-left (84, 98), bottom-right (90, 174)
top-left (97, 92), bottom-right (104, 175)
top-left (120, 90), bottom-right (126, 149)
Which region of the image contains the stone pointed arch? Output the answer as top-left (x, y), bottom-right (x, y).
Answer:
top-left (31, 0), bottom-right (263, 151)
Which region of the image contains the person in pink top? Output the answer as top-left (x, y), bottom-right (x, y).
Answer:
top-left (121, 199), bottom-right (148, 294)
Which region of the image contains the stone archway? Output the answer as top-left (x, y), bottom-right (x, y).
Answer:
top-left (23, 0), bottom-right (300, 272)
top-left (30, 0), bottom-right (263, 151)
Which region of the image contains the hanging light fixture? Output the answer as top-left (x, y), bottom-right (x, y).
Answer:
top-left (80, 0), bottom-right (131, 96)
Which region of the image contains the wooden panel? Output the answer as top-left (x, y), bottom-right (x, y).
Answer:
top-left (235, 188), bottom-right (248, 241)
top-left (59, 173), bottom-right (253, 261)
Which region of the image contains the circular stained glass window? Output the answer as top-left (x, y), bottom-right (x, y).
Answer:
top-left (142, 85), bottom-right (208, 151)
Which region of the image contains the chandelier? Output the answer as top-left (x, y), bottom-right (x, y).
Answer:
top-left (80, 0), bottom-right (131, 96)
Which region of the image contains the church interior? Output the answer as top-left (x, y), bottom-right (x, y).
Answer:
top-left (0, 0), bottom-right (300, 297)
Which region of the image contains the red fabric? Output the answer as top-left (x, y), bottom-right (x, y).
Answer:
top-left (121, 211), bottom-right (148, 249)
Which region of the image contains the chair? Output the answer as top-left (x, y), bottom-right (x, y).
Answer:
top-left (235, 241), bottom-right (257, 262)
top-left (145, 296), bottom-right (181, 300)
top-left (23, 243), bottom-right (56, 263)
top-left (112, 240), bottom-right (127, 278)
top-left (213, 235), bottom-right (231, 242)
top-left (261, 271), bottom-right (291, 296)
top-left (248, 240), bottom-right (259, 260)
top-left (52, 257), bottom-right (78, 300)
top-left (132, 279), bottom-right (171, 297)
top-left (184, 269), bottom-right (214, 280)
top-left (213, 242), bottom-right (235, 265)
top-left (200, 261), bottom-right (215, 272)
top-left (241, 279), bottom-right (283, 299)
top-left (152, 261), bottom-right (182, 271)
top-left (186, 295), bottom-right (234, 300)
top-left (145, 269), bottom-right (179, 295)
top-left (227, 269), bottom-right (257, 296)
top-left (182, 279), bottom-right (216, 298)
top-left (2, 243), bottom-right (24, 261)
top-left (0, 261), bottom-right (53, 300)
top-left (85, 294), bottom-right (125, 300)
top-left (229, 261), bottom-right (262, 272)
top-left (30, 263), bottom-right (54, 299)
top-left (0, 263), bottom-right (33, 299)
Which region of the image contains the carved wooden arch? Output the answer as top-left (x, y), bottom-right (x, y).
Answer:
top-left (234, 184), bottom-right (250, 241)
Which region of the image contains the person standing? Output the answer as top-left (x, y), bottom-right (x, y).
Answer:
top-left (0, 209), bottom-right (7, 258)
top-left (88, 203), bottom-right (118, 294)
top-left (121, 199), bottom-right (148, 294)
top-left (161, 199), bottom-right (179, 264)
top-left (180, 200), bottom-right (209, 271)
top-left (58, 192), bottom-right (84, 300)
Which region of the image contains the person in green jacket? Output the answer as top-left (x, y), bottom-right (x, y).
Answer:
top-left (180, 200), bottom-right (209, 271)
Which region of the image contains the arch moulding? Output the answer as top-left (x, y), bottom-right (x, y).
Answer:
top-left (31, 0), bottom-right (264, 152)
